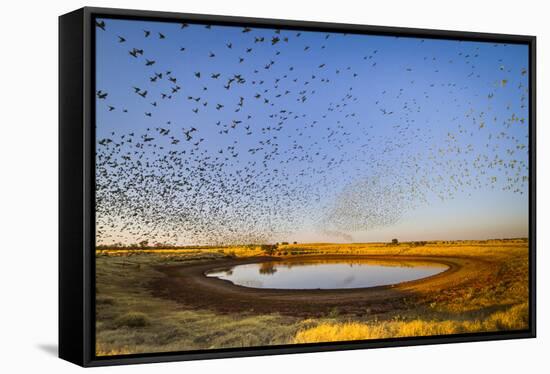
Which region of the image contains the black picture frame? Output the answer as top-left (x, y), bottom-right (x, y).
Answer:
top-left (59, 6), bottom-right (536, 367)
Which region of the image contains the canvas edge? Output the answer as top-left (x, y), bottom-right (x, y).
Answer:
top-left (59, 7), bottom-right (86, 367)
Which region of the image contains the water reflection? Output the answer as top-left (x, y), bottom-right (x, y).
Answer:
top-left (259, 263), bottom-right (277, 275)
top-left (206, 259), bottom-right (448, 289)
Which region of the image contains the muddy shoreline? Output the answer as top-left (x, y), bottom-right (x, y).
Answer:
top-left (148, 255), bottom-right (481, 317)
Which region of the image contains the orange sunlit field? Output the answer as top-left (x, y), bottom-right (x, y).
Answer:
top-left (96, 239), bottom-right (528, 355)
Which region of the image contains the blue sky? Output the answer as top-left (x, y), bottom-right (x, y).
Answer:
top-left (95, 18), bottom-right (529, 245)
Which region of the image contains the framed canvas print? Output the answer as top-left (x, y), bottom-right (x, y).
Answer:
top-left (59, 6), bottom-right (536, 367)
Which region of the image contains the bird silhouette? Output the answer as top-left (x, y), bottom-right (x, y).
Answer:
top-left (95, 20), bottom-right (106, 31)
top-left (94, 18), bottom-right (529, 246)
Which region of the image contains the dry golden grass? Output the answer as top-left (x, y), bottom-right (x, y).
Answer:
top-left (95, 344), bottom-right (133, 356)
top-left (293, 302), bottom-right (529, 343)
top-left (95, 253), bottom-right (302, 356)
top-left (95, 239), bottom-right (529, 355)
top-left (96, 245), bottom-right (266, 258)
top-left (96, 240), bottom-right (528, 268)
top-left (276, 239), bottom-right (527, 259)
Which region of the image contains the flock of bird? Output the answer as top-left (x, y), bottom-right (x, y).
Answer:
top-left (94, 18), bottom-right (529, 246)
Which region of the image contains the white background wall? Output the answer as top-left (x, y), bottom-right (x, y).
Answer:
top-left (0, 0), bottom-right (546, 372)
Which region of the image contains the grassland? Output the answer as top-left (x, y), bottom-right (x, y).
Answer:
top-left (95, 239), bottom-right (529, 356)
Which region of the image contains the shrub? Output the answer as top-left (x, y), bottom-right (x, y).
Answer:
top-left (114, 312), bottom-right (151, 328)
top-left (411, 241), bottom-right (428, 247)
top-left (96, 295), bottom-right (115, 305)
top-left (328, 307), bottom-right (340, 318)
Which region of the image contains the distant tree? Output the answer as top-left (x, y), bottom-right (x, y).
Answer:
top-left (293, 241), bottom-right (298, 245)
top-left (261, 244), bottom-right (278, 256)
top-left (280, 241), bottom-right (289, 245)
top-left (139, 240), bottom-right (149, 248)
top-left (391, 238), bottom-right (399, 245)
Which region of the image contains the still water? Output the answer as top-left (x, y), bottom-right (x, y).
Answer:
top-left (205, 259), bottom-right (448, 289)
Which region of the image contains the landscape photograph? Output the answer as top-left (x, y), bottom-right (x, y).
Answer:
top-left (94, 17), bottom-right (530, 356)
